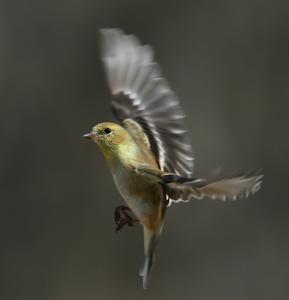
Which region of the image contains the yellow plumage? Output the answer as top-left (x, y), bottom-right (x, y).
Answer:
top-left (83, 29), bottom-right (262, 289)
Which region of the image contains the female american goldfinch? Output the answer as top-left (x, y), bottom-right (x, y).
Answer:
top-left (83, 28), bottom-right (262, 289)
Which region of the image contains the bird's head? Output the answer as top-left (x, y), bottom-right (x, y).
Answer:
top-left (83, 122), bottom-right (133, 157)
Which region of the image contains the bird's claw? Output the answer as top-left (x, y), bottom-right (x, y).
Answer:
top-left (114, 205), bottom-right (131, 225)
top-left (114, 205), bottom-right (139, 232)
top-left (114, 210), bottom-right (122, 225)
top-left (115, 217), bottom-right (134, 232)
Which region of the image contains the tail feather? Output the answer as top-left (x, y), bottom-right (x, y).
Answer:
top-left (140, 227), bottom-right (162, 289)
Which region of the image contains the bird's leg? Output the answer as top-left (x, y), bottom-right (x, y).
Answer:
top-left (114, 205), bottom-right (139, 232)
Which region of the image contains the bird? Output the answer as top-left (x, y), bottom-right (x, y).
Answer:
top-left (83, 28), bottom-right (262, 289)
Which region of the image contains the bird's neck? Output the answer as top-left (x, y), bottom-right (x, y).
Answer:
top-left (98, 139), bottom-right (141, 170)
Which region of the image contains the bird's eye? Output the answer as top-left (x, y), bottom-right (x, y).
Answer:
top-left (104, 128), bottom-right (111, 134)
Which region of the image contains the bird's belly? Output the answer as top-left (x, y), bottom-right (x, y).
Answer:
top-left (111, 169), bottom-right (163, 228)
top-left (113, 175), bottom-right (150, 221)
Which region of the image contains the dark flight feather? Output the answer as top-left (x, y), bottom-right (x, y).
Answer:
top-left (100, 28), bottom-right (194, 177)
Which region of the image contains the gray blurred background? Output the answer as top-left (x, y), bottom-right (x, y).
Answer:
top-left (1, 0), bottom-right (289, 299)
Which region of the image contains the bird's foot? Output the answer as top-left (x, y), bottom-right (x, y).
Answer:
top-left (115, 217), bottom-right (139, 232)
top-left (114, 205), bottom-right (139, 232)
top-left (114, 205), bottom-right (132, 224)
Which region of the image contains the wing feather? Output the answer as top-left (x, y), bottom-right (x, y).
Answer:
top-left (162, 172), bottom-right (263, 205)
top-left (100, 28), bottom-right (194, 177)
top-left (138, 167), bottom-right (262, 206)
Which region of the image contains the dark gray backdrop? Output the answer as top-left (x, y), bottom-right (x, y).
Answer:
top-left (1, 1), bottom-right (289, 299)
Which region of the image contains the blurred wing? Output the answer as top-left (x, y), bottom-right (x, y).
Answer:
top-left (99, 28), bottom-right (194, 176)
top-left (161, 172), bottom-right (263, 204)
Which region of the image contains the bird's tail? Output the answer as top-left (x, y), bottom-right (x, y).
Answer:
top-left (140, 226), bottom-right (162, 289)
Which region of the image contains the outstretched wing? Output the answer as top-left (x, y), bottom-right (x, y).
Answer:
top-left (99, 28), bottom-right (194, 177)
top-left (162, 171), bottom-right (263, 202)
top-left (140, 167), bottom-right (263, 203)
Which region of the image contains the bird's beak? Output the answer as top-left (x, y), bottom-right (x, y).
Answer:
top-left (82, 131), bottom-right (99, 140)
